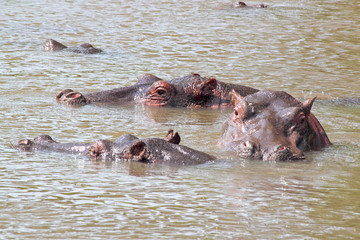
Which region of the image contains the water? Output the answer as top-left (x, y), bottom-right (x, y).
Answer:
top-left (1, 0), bottom-right (359, 239)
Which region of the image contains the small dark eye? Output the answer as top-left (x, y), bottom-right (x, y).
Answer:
top-left (157, 90), bottom-right (166, 95)
top-left (234, 110), bottom-right (238, 116)
top-left (299, 117), bottom-right (305, 125)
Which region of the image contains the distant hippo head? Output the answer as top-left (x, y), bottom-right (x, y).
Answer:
top-left (220, 90), bottom-right (331, 161)
top-left (43, 39), bottom-right (67, 51)
top-left (144, 73), bottom-right (218, 107)
top-left (55, 89), bottom-right (88, 105)
top-left (12, 135), bottom-right (57, 152)
top-left (87, 129), bottom-right (181, 161)
top-left (43, 39), bottom-right (102, 54)
top-left (233, 1), bottom-right (268, 8)
top-left (87, 130), bottom-right (214, 164)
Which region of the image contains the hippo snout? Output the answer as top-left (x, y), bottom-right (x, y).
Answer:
top-left (55, 89), bottom-right (87, 105)
top-left (12, 139), bottom-right (33, 152)
top-left (263, 145), bottom-right (305, 161)
top-left (238, 140), bottom-right (258, 158)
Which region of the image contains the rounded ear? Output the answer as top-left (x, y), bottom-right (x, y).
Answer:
top-left (203, 78), bottom-right (217, 92)
top-left (128, 141), bottom-right (147, 160)
top-left (230, 89), bottom-right (243, 106)
top-left (302, 96), bottom-right (317, 116)
top-left (164, 129), bottom-right (181, 144)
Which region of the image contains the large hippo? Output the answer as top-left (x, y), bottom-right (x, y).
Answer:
top-left (233, 1), bottom-right (268, 8)
top-left (220, 90), bottom-right (331, 161)
top-left (56, 73), bottom-right (258, 108)
top-left (43, 39), bottom-right (103, 54)
top-left (13, 130), bottom-right (215, 165)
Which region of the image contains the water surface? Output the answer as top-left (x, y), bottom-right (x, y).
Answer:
top-left (1, 0), bottom-right (359, 239)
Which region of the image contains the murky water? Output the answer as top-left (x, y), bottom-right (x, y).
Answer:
top-left (1, 0), bottom-right (359, 239)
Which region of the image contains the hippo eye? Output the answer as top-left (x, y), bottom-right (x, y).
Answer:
top-left (300, 117), bottom-right (305, 125)
top-left (234, 110), bottom-right (239, 116)
top-left (298, 114), bottom-right (306, 125)
top-left (157, 89), bottom-right (166, 95)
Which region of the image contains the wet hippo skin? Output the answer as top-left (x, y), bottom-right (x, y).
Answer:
top-left (220, 90), bottom-right (331, 161)
top-left (43, 39), bottom-right (102, 54)
top-left (13, 130), bottom-right (215, 165)
top-left (56, 73), bottom-right (258, 108)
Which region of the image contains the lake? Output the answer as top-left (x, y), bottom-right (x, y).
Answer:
top-left (1, 0), bottom-right (359, 239)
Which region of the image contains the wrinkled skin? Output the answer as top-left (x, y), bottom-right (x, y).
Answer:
top-left (233, 1), bottom-right (268, 8)
top-left (220, 90), bottom-right (331, 161)
top-left (43, 39), bottom-right (102, 54)
top-left (13, 130), bottom-right (215, 165)
top-left (56, 73), bottom-right (258, 108)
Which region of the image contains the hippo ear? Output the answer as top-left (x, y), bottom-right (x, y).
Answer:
top-left (203, 78), bottom-right (217, 92)
top-left (164, 129), bottom-right (181, 144)
top-left (229, 89), bottom-right (243, 106)
top-left (129, 141), bottom-right (147, 160)
top-left (12, 139), bottom-right (33, 151)
top-left (302, 96), bottom-right (316, 116)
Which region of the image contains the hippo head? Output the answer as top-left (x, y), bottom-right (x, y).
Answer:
top-left (220, 90), bottom-right (331, 161)
top-left (55, 89), bottom-right (88, 105)
top-left (87, 139), bottom-right (148, 161)
top-left (12, 135), bottom-right (56, 152)
top-left (235, 1), bottom-right (247, 7)
top-left (144, 73), bottom-right (217, 107)
top-left (74, 42), bottom-right (103, 54)
top-left (43, 39), bottom-right (67, 51)
top-left (87, 130), bottom-right (181, 162)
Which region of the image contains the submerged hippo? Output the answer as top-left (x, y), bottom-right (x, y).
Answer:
top-left (43, 39), bottom-right (102, 54)
top-left (13, 130), bottom-right (215, 165)
top-left (56, 73), bottom-right (258, 108)
top-left (220, 90), bottom-right (331, 161)
top-left (233, 1), bottom-right (267, 8)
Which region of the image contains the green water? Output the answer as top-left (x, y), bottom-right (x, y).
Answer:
top-left (1, 0), bottom-right (359, 239)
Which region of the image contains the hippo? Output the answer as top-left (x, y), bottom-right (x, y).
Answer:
top-left (56, 73), bottom-right (258, 108)
top-left (219, 90), bottom-right (331, 161)
top-left (13, 130), bottom-right (216, 165)
top-left (43, 39), bottom-right (103, 54)
top-left (233, 1), bottom-right (268, 8)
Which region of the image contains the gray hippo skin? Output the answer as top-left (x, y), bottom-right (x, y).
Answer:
top-left (233, 1), bottom-right (267, 8)
top-left (220, 90), bottom-right (331, 161)
top-left (43, 39), bottom-right (102, 54)
top-left (56, 73), bottom-right (258, 108)
top-left (13, 130), bottom-right (215, 165)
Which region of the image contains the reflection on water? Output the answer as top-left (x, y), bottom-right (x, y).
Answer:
top-left (1, 0), bottom-right (359, 239)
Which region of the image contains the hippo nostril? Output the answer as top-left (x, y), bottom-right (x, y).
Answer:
top-left (65, 92), bottom-right (82, 99)
top-left (243, 141), bottom-right (256, 150)
top-left (279, 146), bottom-right (287, 151)
top-left (238, 140), bottom-right (258, 158)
